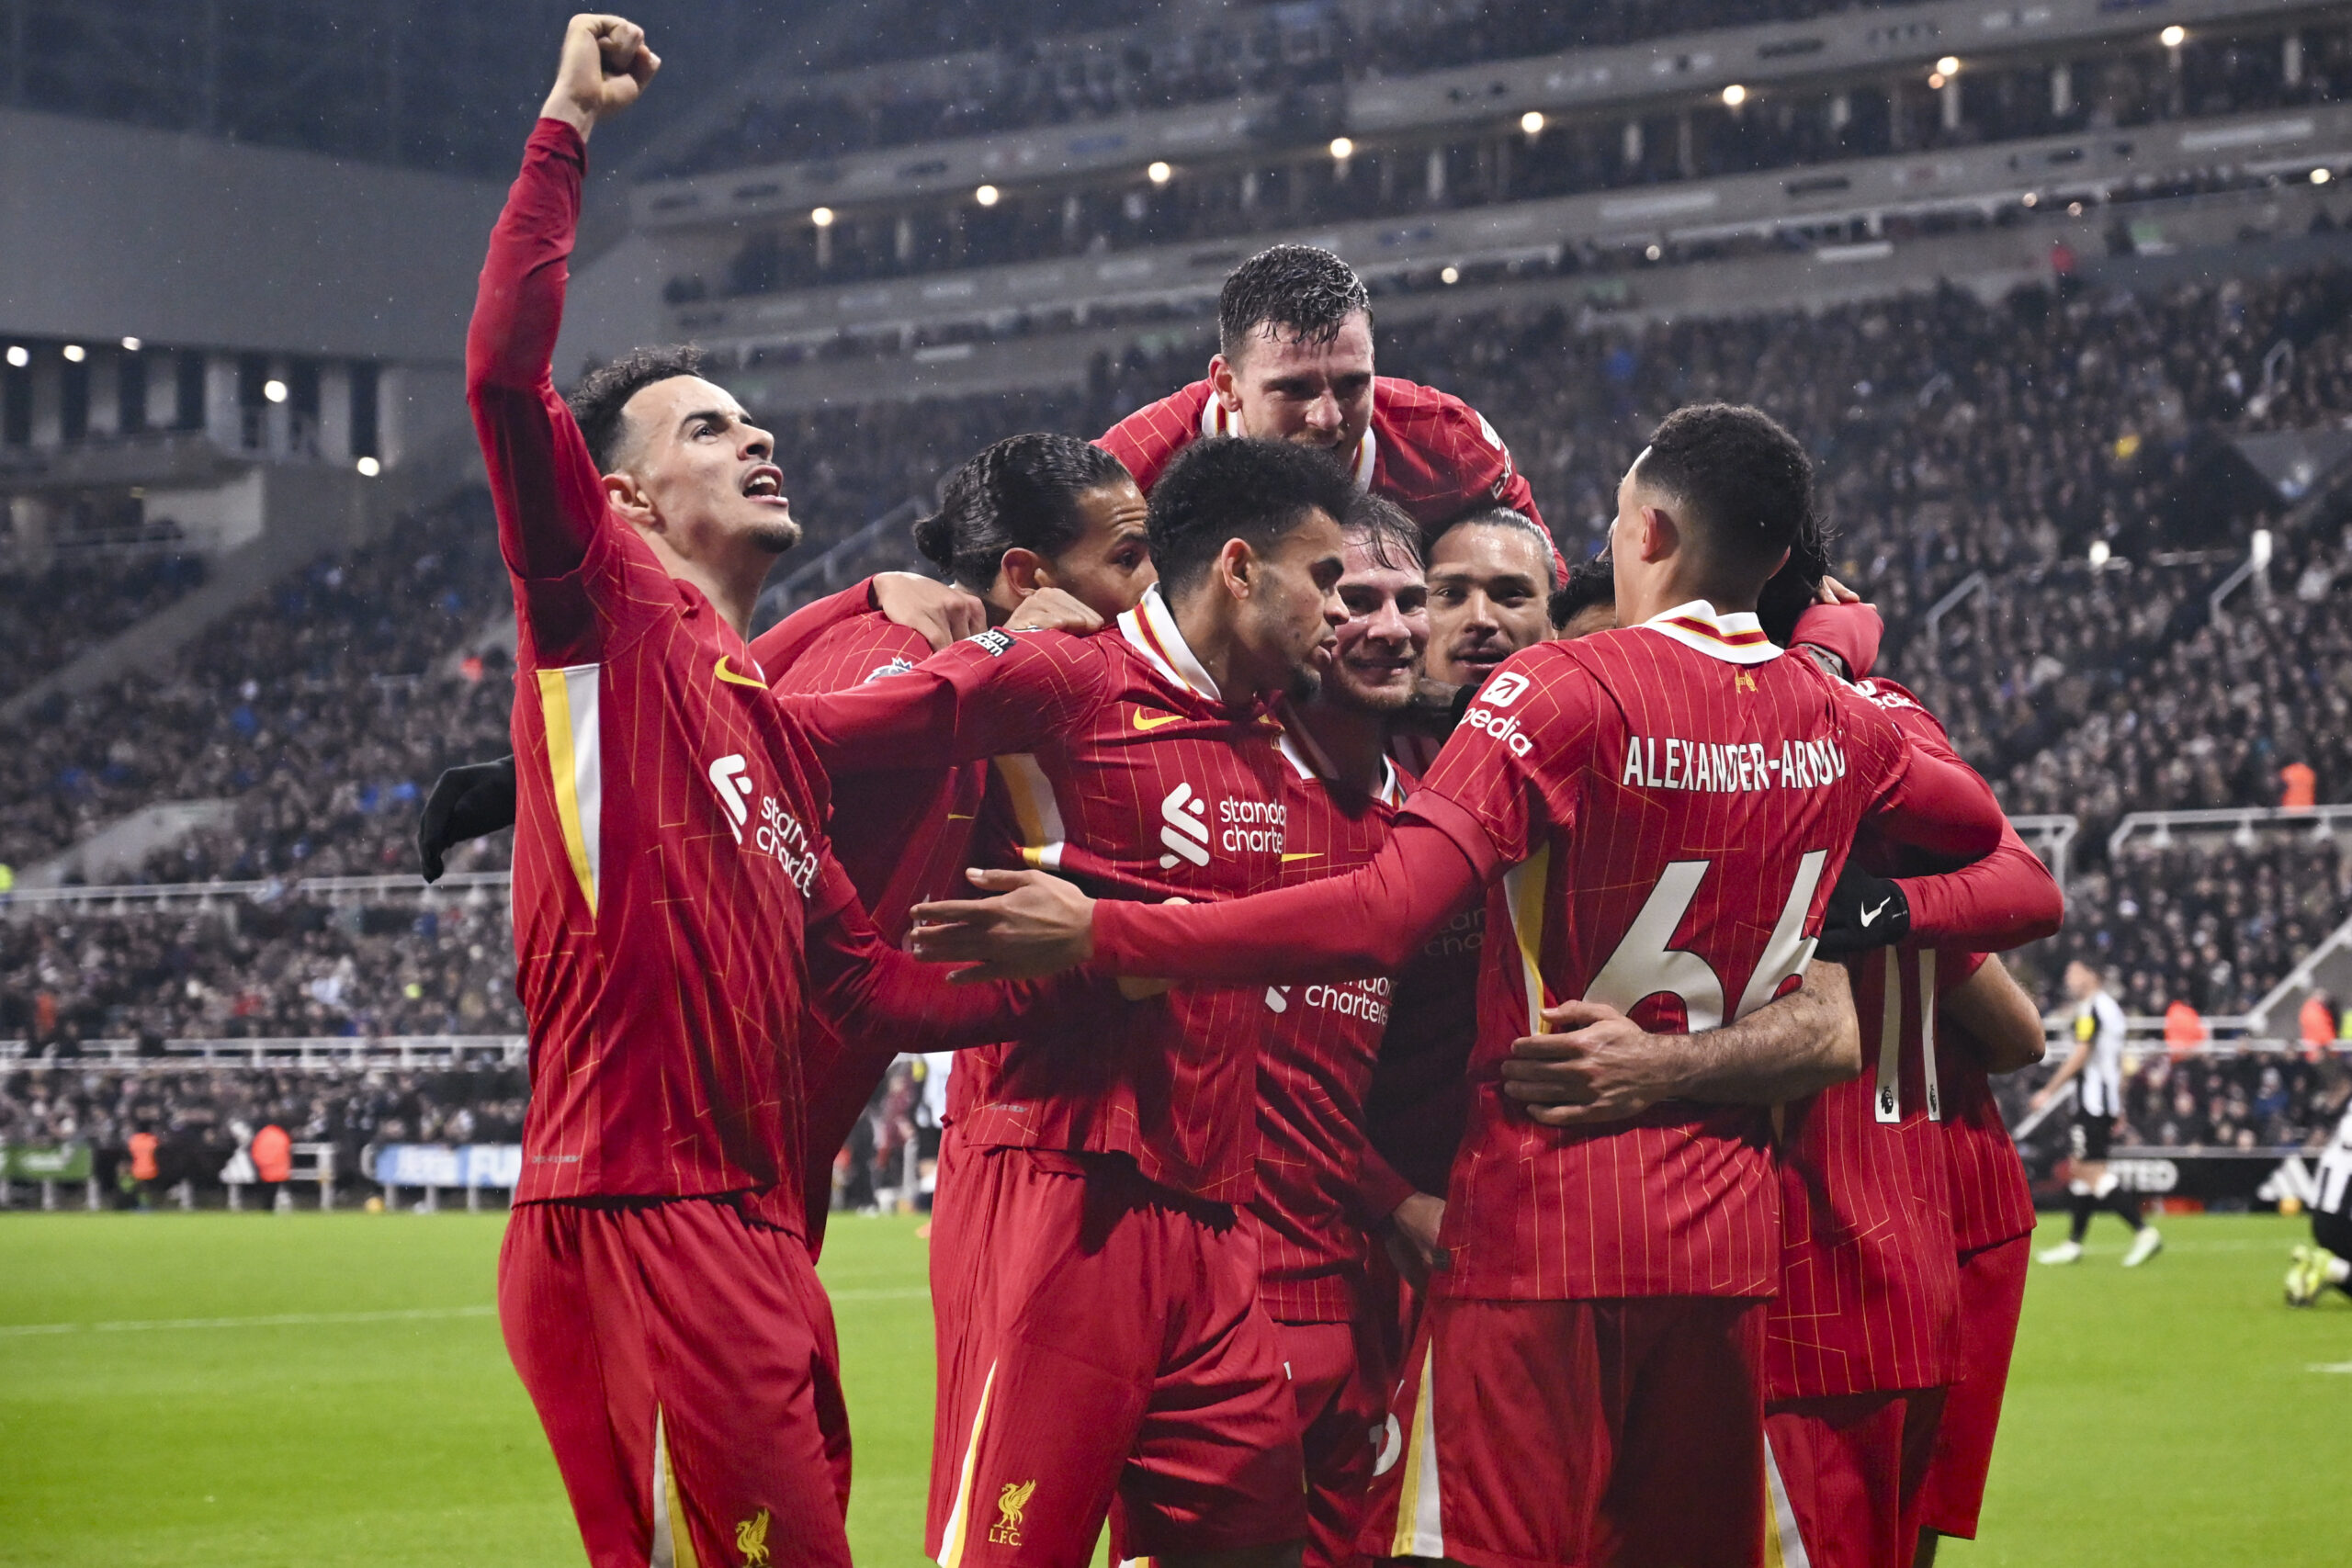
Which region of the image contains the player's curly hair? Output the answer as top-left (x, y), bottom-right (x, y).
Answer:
top-left (1148, 437), bottom-right (1359, 595)
top-left (566, 344), bottom-right (707, 473)
top-left (912, 434), bottom-right (1135, 593)
top-left (1548, 552), bottom-right (1617, 634)
top-left (1756, 503), bottom-right (1837, 648)
top-left (1218, 244), bottom-right (1373, 363)
top-left (1633, 402), bottom-right (1815, 593)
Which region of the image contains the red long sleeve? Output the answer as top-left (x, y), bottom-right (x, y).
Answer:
top-left (806, 855), bottom-right (1112, 1049)
top-left (751, 578), bottom-right (882, 674)
top-left (1896, 818), bottom-right (2063, 951)
top-left (1867, 739), bottom-right (2007, 865)
top-left (779, 628), bottom-right (1100, 775)
top-left (1091, 800), bottom-right (1493, 983)
top-left (1351, 1145), bottom-right (1420, 1228)
top-left (467, 118), bottom-right (604, 590)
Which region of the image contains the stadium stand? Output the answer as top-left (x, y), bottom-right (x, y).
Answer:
top-left (0, 556), bottom-right (208, 699)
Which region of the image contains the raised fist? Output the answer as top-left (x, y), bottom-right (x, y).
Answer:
top-left (541, 14), bottom-right (660, 138)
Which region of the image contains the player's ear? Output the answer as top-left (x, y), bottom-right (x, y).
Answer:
top-left (1001, 547), bottom-right (1048, 597)
top-left (1207, 353), bottom-right (1242, 412)
top-left (1637, 503), bottom-right (1681, 566)
top-left (1215, 536), bottom-right (1256, 599)
top-left (603, 470), bottom-right (657, 530)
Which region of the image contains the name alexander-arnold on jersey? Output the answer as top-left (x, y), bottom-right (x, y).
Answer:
top-left (1616, 733), bottom-right (1850, 793)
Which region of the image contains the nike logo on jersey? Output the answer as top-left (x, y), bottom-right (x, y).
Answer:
top-left (1133, 709), bottom-right (1184, 731)
top-left (714, 655), bottom-right (767, 690)
top-left (1860, 899), bottom-right (1890, 927)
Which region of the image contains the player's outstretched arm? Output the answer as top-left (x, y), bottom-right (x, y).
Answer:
top-left (1500, 962), bottom-right (1860, 1127)
top-left (910, 809), bottom-right (1494, 984)
top-left (1941, 953), bottom-right (2047, 1074)
top-left (806, 855), bottom-right (1125, 1048)
top-left (469, 17), bottom-right (657, 583)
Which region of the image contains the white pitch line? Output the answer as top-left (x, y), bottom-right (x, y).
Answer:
top-left (0, 1305), bottom-right (497, 1337)
top-left (2311, 1360), bottom-right (2352, 1374)
top-left (1, 1288), bottom-right (930, 1339)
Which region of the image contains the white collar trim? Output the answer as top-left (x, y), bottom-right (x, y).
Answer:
top-left (1638, 600), bottom-right (1782, 666)
top-left (1118, 585), bottom-right (1222, 701)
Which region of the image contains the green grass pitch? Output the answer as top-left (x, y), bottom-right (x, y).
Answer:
top-left (0, 1209), bottom-right (2342, 1567)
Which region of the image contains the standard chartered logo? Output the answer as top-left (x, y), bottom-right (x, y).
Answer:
top-left (707, 754), bottom-right (755, 841)
top-left (1158, 782), bottom-right (1288, 869)
top-left (1159, 782), bottom-right (1211, 868)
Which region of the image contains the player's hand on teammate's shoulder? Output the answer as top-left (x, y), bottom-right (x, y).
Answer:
top-left (1004, 587), bottom-right (1103, 636)
top-left (871, 571), bottom-right (987, 649)
top-left (910, 868), bottom-right (1097, 981)
top-left (540, 14), bottom-right (660, 138)
top-left (1500, 999), bottom-right (1674, 1127)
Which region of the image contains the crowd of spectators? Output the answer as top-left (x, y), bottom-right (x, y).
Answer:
top-left (0, 1061), bottom-right (527, 1205)
top-left (664, 19), bottom-right (2346, 299)
top-left (669, 0), bottom-right (2290, 179)
top-left (0, 555), bottom-right (208, 701)
top-left (2014, 836), bottom-right (2349, 1020)
top-left (0, 893), bottom-right (521, 1048)
top-left (0, 490), bottom-right (514, 881)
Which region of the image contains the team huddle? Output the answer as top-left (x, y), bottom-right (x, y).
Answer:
top-left (444, 18), bottom-right (2071, 1568)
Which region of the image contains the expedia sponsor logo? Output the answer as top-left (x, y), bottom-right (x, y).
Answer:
top-left (1481, 670), bottom-right (1530, 707)
top-left (1463, 705), bottom-right (1533, 758)
top-left (969, 629), bottom-right (1016, 657)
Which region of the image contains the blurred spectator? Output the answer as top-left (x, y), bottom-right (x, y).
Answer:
top-left (2306, 990), bottom-right (2344, 1052)
top-left (250, 1119), bottom-right (291, 1211)
top-left (2164, 998), bottom-right (2208, 1056)
top-left (2283, 758), bottom-right (2318, 808)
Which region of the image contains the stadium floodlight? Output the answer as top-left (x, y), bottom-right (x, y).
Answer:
top-left (810, 206), bottom-right (834, 227)
top-left (1148, 161), bottom-right (1171, 185)
top-left (2068, 200), bottom-right (2084, 216)
top-left (2252, 528), bottom-right (2274, 570)
top-left (1520, 111), bottom-right (1545, 135)
top-left (1722, 84), bottom-right (1747, 107)
top-left (1645, 243), bottom-right (1663, 261)
top-left (120, 336), bottom-right (141, 352)
top-left (2022, 192), bottom-right (2040, 207)
top-left (1329, 137), bottom-right (1354, 161)
top-left (4, 345), bottom-right (25, 368)
top-left (62, 344), bottom-right (85, 363)
top-left (356, 455), bottom-right (381, 478)
top-left (2088, 540), bottom-right (2111, 569)
top-left (1937, 56), bottom-right (1961, 76)
top-left (1927, 73), bottom-right (1947, 90)
top-left (1440, 265), bottom-right (1461, 285)
top-left (974, 184), bottom-right (1001, 207)
top-left (2314, 168), bottom-right (2334, 186)
top-left (2160, 25), bottom-right (2186, 48)
top-left (264, 378), bottom-right (288, 403)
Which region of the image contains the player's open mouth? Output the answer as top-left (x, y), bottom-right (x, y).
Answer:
top-left (741, 465), bottom-right (788, 504)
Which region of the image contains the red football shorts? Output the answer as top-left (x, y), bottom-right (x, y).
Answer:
top-left (1361, 1295), bottom-right (1769, 1568)
top-left (927, 1148), bottom-right (1306, 1568)
top-left (1917, 1234), bottom-right (2030, 1539)
top-left (1763, 1390), bottom-right (1946, 1568)
top-left (499, 1196), bottom-right (851, 1568)
top-left (1280, 1314), bottom-right (1392, 1568)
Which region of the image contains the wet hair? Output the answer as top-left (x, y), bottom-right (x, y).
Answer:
top-left (911, 434), bottom-right (1134, 593)
top-left (567, 344), bottom-right (707, 472)
top-left (1218, 244), bottom-right (1373, 363)
top-left (1431, 506), bottom-right (1564, 589)
top-left (1148, 436), bottom-right (1359, 595)
top-left (1631, 402), bottom-right (1815, 591)
top-left (1343, 492), bottom-right (1425, 575)
top-left (1756, 504), bottom-right (1836, 648)
top-left (1548, 553), bottom-right (1617, 633)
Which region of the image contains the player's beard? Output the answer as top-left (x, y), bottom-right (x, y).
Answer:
top-left (747, 517), bottom-right (801, 555)
top-left (1283, 662), bottom-right (1325, 703)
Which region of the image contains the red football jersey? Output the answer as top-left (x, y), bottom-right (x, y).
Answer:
top-left (761, 609), bottom-right (987, 945)
top-left (476, 122), bottom-right (863, 1229)
top-left (1252, 733), bottom-right (1416, 1323)
top-left (1768, 943), bottom-right (1983, 1399)
top-left (782, 588), bottom-right (1293, 1202)
top-left (1415, 604), bottom-right (1931, 1301)
top-left (1840, 675), bottom-right (2042, 1256)
top-left (1099, 377), bottom-right (1544, 536)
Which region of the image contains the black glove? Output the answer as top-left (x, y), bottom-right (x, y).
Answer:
top-left (1815, 861), bottom-right (1912, 957)
top-left (418, 754), bottom-right (519, 882)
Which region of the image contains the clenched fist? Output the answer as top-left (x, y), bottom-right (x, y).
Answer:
top-left (541, 14), bottom-right (661, 139)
